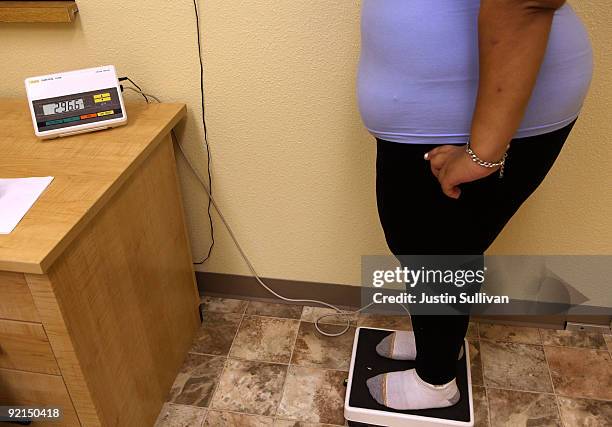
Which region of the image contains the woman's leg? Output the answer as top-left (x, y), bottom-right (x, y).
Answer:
top-left (375, 139), bottom-right (481, 385)
top-left (372, 121), bottom-right (576, 407)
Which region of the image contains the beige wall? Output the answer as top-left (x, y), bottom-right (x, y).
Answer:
top-left (1, 1), bottom-right (610, 287)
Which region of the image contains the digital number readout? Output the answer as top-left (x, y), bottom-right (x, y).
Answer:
top-left (42, 98), bottom-right (85, 116)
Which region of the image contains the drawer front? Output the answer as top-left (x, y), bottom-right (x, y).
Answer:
top-left (0, 368), bottom-right (80, 426)
top-left (0, 271), bottom-right (40, 322)
top-left (0, 319), bottom-right (60, 375)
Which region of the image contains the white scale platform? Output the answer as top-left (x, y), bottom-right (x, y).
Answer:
top-left (344, 327), bottom-right (474, 427)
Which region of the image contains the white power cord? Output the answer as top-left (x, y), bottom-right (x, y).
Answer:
top-left (173, 129), bottom-right (376, 336)
top-left (123, 85), bottom-right (411, 337)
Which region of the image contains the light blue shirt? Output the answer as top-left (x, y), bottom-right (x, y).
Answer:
top-left (357, 1), bottom-right (593, 144)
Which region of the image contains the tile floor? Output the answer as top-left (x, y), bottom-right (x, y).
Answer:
top-left (155, 297), bottom-right (612, 427)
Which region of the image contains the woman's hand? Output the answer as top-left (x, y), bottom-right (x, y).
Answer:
top-left (425, 145), bottom-right (497, 199)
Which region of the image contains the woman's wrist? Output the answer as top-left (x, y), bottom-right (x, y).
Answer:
top-left (467, 136), bottom-right (510, 163)
top-left (465, 140), bottom-right (508, 178)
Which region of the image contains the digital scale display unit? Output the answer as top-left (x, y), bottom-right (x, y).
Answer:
top-left (25, 65), bottom-right (127, 139)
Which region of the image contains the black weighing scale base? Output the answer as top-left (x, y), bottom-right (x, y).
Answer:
top-left (344, 327), bottom-right (474, 427)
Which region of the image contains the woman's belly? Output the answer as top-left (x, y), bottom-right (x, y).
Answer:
top-left (357, 0), bottom-right (593, 144)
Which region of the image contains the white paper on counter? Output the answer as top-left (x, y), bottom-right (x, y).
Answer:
top-left (0, 176), bottom-right (54, 234)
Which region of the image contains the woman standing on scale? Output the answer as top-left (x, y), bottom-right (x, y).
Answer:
top-left (358, 0), bottom-right (592, 410)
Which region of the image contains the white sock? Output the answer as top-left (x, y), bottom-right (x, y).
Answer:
top-left (376, 331), bottom-right (464, 361)
top-left (376, 331), bottom-right (417, 360)
top-left (366, 369), bottom-right (460, 410)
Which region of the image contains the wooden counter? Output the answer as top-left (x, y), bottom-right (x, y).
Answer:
top-left (0, 100), bottom-right (200, 426)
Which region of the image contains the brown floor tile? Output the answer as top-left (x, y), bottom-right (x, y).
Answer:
top-left (204, 410), bottom-right (274, 426)
top-left (479, 324), bottom-right (541, 345)
top-left (168, 354), bottom-right (226, 407)
top-left (605, 334), bottom-right (612, 353)
top-left (302, 322), bottom-right (355, 337)
top-left (356, 313), bottom-right (412, 331)
top-left (230, 315), bottom-right (300, 363)
top-left (274, 420), bottom-right (340, 426)
top-left (545, 346), bottom-right (612, 401)
top-left (487, 388), bottom-right (560, 426)
top-left (480, 341), bottom-right (552, 392)
top-left (190, 312), bottom-right (242, 356)
top-left (291, 322), bottom-right (355, 370)
top-left (155, 403), bottom-right (207, 427)
top-left (277, 366), bottom-right (347, 425)
top-left (467, 322), bottom-right (479, 339)
top-left (246, 301), bottom-right (304, 319)
top-left (211, 359), bottom-right (288, 416)
top-left (201, 296), bottom-right (248, 314)
top-left (301, 307), bottom-right (358, 326)
top-left (557, 396), bottom-right (612, 427)
top-left (472, 386), bottom-right (490, 427)
top-left (539, 328), bottom-right (607, 350)
top-left (469, 339), bottom-right (484, 387)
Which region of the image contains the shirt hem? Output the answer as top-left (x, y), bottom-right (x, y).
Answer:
top-left (368, 114), bottom-right (579, 145)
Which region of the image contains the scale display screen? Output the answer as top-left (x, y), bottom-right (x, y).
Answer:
top-left (42, 98), bottom-right (85, 116)
top-left (31, 87), bottom-right (123, 133)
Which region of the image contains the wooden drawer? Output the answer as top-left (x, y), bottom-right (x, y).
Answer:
top-left (0, 319), bottom-right (59, 375)
top-left (0, 368), bottom-right (79, 426)
top-left (0, 271), bottom-right (40, 322)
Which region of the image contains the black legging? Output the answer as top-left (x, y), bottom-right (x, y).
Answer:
top-left (375, 120), bottom-right (576, 385)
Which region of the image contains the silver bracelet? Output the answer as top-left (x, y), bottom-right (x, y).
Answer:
top-left (465, 142), bottom-right (508, 178)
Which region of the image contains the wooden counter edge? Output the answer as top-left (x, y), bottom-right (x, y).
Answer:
top-left (0, 2), bottom-right (78, 24)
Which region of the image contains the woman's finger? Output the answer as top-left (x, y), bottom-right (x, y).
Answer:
top-left (442, 181), bottom-right (461, 199)
top-left (439, 169), bottom-right (461, 199)
top-left (424, 145), bottom-right (453, 160)
top-left (429, 153), bottom-right (447, 171)
top-left (430, 163), bottom-right (440, 178)
top-left (436, 166), bottom-right (459, 199)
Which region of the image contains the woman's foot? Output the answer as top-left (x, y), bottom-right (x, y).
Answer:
top-left (376, 331), bottom-right (465, 361)
top-left (376, 331), bottom-right (417, 360)
top-left (366, 369), bottom-right (460, 410)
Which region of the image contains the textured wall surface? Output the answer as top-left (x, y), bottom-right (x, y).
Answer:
top-left (1, 1), bottom-right (609, 287)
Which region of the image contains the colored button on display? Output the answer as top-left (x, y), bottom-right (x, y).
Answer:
top-left (80, 113), bottom-right (98, 119)
top-left (63, 116), bottom-right (81, 123)
top-left (94, 93), bottom-right (112, 103)
top-left (45, 119), bottom-right (64, 125)
top-left (97, 110), bottom-right (114, 116)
